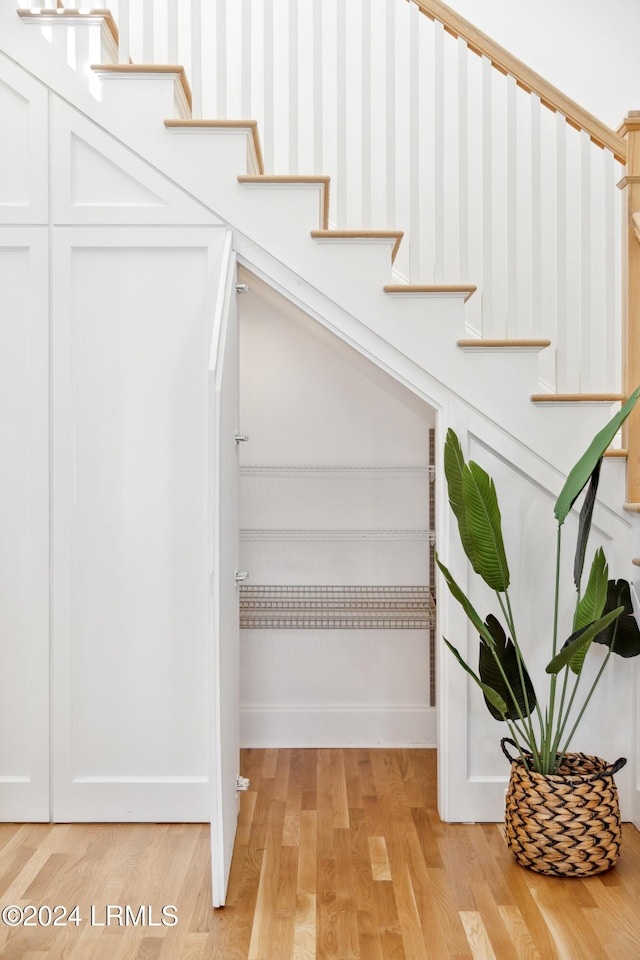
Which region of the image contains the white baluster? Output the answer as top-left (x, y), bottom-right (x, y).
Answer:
top-left (433, 19), bottom-right (445, 280)
top-left (336, 0), bottom-right (347, 226)
top-left (361, 0), bottom-right (372, 229)
top-left (200, 0), bottom-right (215, 117)
top-left (288, 0), bottom-right (298, 174)
top-left (190, 0), bottom-right (202, 118)
top-left (580, 130), bottom-right (592, 390)
top-left (385, 0), bottom-right (396, 232)
top-left (409, 0), bottom-right (421, 280)
top-left (142, 0), bottom-right (154, 63)
top-left (457, 37), bottom-right (468, 284)
top-left (603, 149), bottom-right (620, 392)
top-left (216, 0), bottom-right (227, 119)
top-left (530, 93), bottom-right (542, 344)
top-left (506, 74), bottom-right (518, 337)
top-left (481, 55), bottom-right (494, 334)
top-left (118, 0), bottom-right (130, 65)
top-left (313, 0), bottom-right (324, 177)
top-left (241, 0), bottom-right (252, 119)
top-left (555, 113), bottom-right (568, 393)
top-left (313, 0), bottom-right (324, 178)
top-left (263, 0), bottom-right (274, 172)
top-left (168, 0), bottom-right (179, 64)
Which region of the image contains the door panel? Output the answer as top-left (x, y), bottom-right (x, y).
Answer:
top-left (52, 227), bottom-right (226, 821)
top-left (209, 240), bottom-right (241, 907)
top-left (0, 230), bottom-right (49, 821)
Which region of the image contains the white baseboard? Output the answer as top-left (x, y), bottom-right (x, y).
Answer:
top-left (240, 704), bottom-right (436, 748)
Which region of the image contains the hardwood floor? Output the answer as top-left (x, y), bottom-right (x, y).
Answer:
top-left (2, 749), bottom-right (640, 959)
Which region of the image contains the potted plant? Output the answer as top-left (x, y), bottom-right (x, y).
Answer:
top-left (437, 388), bottom-right (640, 876)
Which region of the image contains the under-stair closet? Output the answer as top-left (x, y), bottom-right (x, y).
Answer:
top-left (236, 274), bottom-right (437, 747)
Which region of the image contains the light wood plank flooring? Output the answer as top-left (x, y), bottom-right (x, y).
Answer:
top-left (1, 748), bottom-right (640, 959)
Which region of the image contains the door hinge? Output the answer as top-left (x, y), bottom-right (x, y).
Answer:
top-left (235, 283), bottom-right (249, 294)
top-left (236, 775), bottom-right (250, 792)
top-left (235, 432), bottom-right (249, 444)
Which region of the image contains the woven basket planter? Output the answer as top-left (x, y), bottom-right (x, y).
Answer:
top-left (501, 738), bottom-right (626, 877)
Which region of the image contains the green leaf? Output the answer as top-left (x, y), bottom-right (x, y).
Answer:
top-left (462, 461), bottom-right (510, 592)
top-left (573, 460), bottom-right (602, 591)
top-left (435, 554), bottom-right (495, 646)
top-left (545, 606), bottom-right (624, 674)
top-left (443, 637), bottom-right (508, 717)
top-left (571, 548), bottom-right (608, 672)
top-left (593, 580), bottom-right (640, 658)
top-left (444, 430), bottom-right (477, 568)
top-left (555, 387), bottom-right (640, 525)
top-left (478, 615), bottom-right (537, 721)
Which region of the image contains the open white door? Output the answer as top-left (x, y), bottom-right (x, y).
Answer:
top-left (209, 237), bottom-right (242, 907)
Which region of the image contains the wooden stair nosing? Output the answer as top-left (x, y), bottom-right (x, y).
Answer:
top-left (18, 8), bottom-right (120, 47)
top-left (238, 175), bottom-right (331, 229)
top-left (165, 119), bottom-right (264, 174)
top-left (90, 63), bottom-right (192, 113)
top-left (311, 229), bottom-right (404, 263)
top-left (384, 284), bottom-right (477, 303)
top-left (458, 338), bottom-right (550, 350)
top-left (531, 393), bottom-right (625, 404)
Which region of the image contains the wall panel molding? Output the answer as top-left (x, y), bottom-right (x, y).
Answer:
top-left (0, 229), bottom-right (49, 820)
top-left (0, 53), bottom-right (48, 224)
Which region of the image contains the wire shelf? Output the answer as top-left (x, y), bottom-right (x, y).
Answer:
top-left (239, 585), bottom-right (435, 630)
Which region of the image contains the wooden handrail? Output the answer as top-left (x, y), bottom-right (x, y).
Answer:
top-left (619, 112), bottom-right (640, 502)
top-left (409, 0), bottom-right (627, 164)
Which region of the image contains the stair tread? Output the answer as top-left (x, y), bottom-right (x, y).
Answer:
top-left (531, 393), bottom-right (625, 402)
top-left (384, 284), bottom-right (477, 303)
top-left (311, 229), bottom-right (404, 263)
top-left (238, 174), bottom-right (329, 182)
top-left (458, 338), bottom-right (550, 349)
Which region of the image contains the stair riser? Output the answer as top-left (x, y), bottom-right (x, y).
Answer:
top-left (19, 17), bottom-right (117, 71)
top-left (91, 72), bottom-right (191, 122)
top-left (166, 128), bottom-right (261, 178)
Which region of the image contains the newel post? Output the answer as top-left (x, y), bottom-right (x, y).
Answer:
top-left (619, 112), bottom-right (640, 504)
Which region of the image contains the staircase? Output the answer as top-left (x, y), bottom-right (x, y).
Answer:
top-left (4, 1), bottom-right (640, 823)
top-left (7, 3), bottom-right (636, 476)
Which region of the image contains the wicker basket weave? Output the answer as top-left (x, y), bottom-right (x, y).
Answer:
top-left (501, 738), bottom-right (626, 877)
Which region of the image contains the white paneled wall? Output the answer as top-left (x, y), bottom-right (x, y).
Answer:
top-left (51, 229), bottom-right (224, 821)
top-left (0, 231), bottom-right (49, 821)
top-left (0, 56), bottom-right (50, 821)
top-left (26, 0), bottom-right (625, 395)
top-left (237, 276), bottom-right (436, 746)
top-left (0, 46), bottom-right (230, 822)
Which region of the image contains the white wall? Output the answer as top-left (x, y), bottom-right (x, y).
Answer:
top-left (237, 275), bottom-right (437, 746)
top-left (445, 0), bottom-right (640, 126)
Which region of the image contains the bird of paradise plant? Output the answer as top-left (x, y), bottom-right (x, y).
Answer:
top-left (437, 388), bottom-right (640, 775)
